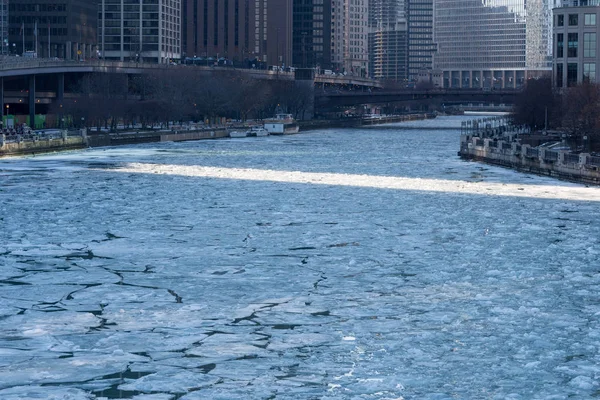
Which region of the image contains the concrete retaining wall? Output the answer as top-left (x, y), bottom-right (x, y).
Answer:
top-left (459, 134), bottom-right (600, 185)
top-left (0, 133), bottom-right (85, 157)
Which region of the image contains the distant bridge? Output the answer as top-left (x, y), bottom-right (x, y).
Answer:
top-left (315, 88), bottom-right (521, 108)
top-left (0, 57), bottom-right (517, 122)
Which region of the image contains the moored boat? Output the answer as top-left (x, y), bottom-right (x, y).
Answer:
top-left (249, 126), bottom-right (269, 137)
top-left (264, 114), bottom-right (300, 135)
top-left (229, 130), bottom-right (249, 138)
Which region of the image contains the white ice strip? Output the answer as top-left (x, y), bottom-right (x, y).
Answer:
top-left (115, 163), bottom-right (600, 202)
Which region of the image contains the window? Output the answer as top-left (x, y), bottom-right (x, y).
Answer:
top-left (556, 33), bottom-right (564, 58)
top-left (568, 33), bottom-right (578, 57)
top-left (585, 13), bottom-right (596, 25)
top-left (556, 63), bottom-right (563, 87)
top-left (584, 63), bottom-right (596, 81)
top-left (569, 14), bottom-right (578, 26)
top-left (584, 32), bottom-right (596, 57)
top-left (567, 63), bottom-right (578, 86)
top-left (557, 14), bottom-right (564, 26)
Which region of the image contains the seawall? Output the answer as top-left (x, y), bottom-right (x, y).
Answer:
top-left (459, 135), bottom-right (600, 186)
top-left (0, 133), bottom-right (86, 157)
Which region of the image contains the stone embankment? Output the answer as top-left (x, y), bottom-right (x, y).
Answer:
top-left (0, 131), bottom-right (86, 157)
top-left (1, 113), bottom-right (435, 157)
top-left (0, 128), bottom-right (229, 157)
top-left (458, 117), bottom-right (600, 186)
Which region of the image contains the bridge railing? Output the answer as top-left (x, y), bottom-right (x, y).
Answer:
top-left (0, 57), bottom-right (177, 71)
top-left (564, 153), bottom-right (580, 164)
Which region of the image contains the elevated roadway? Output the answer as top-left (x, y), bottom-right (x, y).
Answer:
top-left (315, 88), bottom-right (521, 108)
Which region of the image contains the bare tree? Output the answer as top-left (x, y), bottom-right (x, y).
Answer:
top-left (511, 77), bottom-right (558, 131)
top-left (560, 79), bottom-right (600, 151)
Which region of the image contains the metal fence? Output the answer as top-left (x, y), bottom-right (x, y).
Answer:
top-left (588, 156), bottom-right (600, 166)
top-left (564, 153), bottom-right (580, 164)
top-left (526, 147), bottom-right (539, 158)
top-left (544, 150), bottom-right (559, 162)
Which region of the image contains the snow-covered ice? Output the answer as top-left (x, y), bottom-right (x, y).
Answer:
top-left (1, 116), bottom-right (600, 398)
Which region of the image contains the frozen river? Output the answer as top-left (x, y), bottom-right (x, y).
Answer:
top-left (1, 116), bottom-right (600, 399)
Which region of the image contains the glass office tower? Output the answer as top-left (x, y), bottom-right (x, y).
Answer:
top-left (434, 0), bottom-right (552, 88)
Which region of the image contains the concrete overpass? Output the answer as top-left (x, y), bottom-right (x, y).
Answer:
top-left (0, 58), bottom-right (382, 126)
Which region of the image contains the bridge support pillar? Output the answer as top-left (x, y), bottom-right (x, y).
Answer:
top-left (29, 75), bottom-right (36, 129)
top-left (58, 73), bottom-right (64, 128)
top-left (294, 68), bottom-right (315, 120)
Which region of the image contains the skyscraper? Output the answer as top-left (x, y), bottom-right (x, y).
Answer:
top-left (293, 0), bottom-right (331, 69)
top-left (9, 0), bottom-right (97, 59)
top-left (98, 0), bottom-right (181, 63)
top-left (368, 0), bottom-right (407, 81)
top-left (553, 2), bottom-right (600, 87)
top-left (331, 0), bottom-right (368, 76)
top-left (0, 0), bottom-right (7, 55)
top-left (434, 0), bottom-right (552, 88)
top-left (406, 0), bottom-right (436, 83)
top-left (183, 0), bottom-right (292, 67)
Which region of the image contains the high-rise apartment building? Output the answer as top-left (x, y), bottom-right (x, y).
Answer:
top-left (331, 0), bottom-right (368, 76)
top-left (406, 0), bottom-right (436, 83)
top-left (0, 0), bottom-right (7, 55)
top-left (183, 0), bottom-right (292, 67)
top-left (553, 2), bottom-right (600, 87)
top-left (368, 0), bottom-right (407, 81)
top-left (434, 0), bottom-right (552, 88)
top-left (98, 0), bottom-right (181, 63)
top-left (293, 0), bottom-right (331, 69)
top-left (9, 0), bottom-right (97, 59)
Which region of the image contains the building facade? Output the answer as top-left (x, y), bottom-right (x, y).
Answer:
top-left (368, 0), bottom-right (407, 82)
top-left (331, 0), bottom-right (368, 76)
top-left (406, 0), bottom-right (436, 83)
top-left (292, 0), bottom-right (331, 69)
top-left (8, 0), bottom-right (97, 59)
top-left (98, 0), bottom-right (181, 63)
top-left (434, 0), bottom-right (552, 88)
top-left (183, 0), bottom-right (292, 68)
top-left (0, 0), bottom-right (7, 55)
top-left (553, 3), bottom-right (600, 87)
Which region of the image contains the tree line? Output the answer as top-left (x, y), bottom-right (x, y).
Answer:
top-left (512, 77), bottom-right (600, 152)
top-left (50, 69), bottom-right (313, 131)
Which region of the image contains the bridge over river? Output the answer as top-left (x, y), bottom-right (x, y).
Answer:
top-left (0, 57), bottom-right (517, 124)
